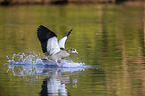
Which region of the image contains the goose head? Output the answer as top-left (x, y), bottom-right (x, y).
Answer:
top-left (68, 48), bottom-right (78, 54)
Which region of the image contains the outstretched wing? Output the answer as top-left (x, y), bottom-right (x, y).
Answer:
top-left (58, 29), bottom-right (73, 50)
top-left (37, 25), bottom-right (60, 56)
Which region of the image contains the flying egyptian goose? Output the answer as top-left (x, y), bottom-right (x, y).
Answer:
top-left (37, 25), bottom-right (78, 66)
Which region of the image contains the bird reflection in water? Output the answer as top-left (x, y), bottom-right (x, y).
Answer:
top-left (40, 68), bottom-right (71, 96)
top-left (6, 64), bottom-right (85, 96)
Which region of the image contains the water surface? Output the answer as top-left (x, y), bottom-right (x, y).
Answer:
top-left (0, 4), bottom-right (144, 96)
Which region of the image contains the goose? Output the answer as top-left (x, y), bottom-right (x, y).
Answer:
top-left (37, 25), bottom-right (78, 66)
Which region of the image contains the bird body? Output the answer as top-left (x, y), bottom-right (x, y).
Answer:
top-left (50, 50), bottom-right (70, 63)
top-left (37, 25), bottom-right (78, 66)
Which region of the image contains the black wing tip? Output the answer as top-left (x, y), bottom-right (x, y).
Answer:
top-left (37, 25), bottom-right (58, 42)
top-left (65, 29), bottom-right (73, 37)
top-left (37, 25), bottom-right (47, 31)
top-left (37, 25), bottom-right (57, 36)
top-left (37, 25), bottom-right (44, 33)
top-left (39, 25), bottom-right (45, 28)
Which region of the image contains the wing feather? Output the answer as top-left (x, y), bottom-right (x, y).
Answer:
top-left (37, 25), bottom-right (60, 56)
top-left (47, 37), bottom-right (60, 55)
top-left (58, 36), bottom-right (67, 50)
top-left (58, 29), bottom-right (72, 50)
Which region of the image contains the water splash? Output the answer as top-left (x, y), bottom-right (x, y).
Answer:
top-left (6, 52), bottom-right (88, 68)
top-left (61, 59), bottom-right (86, 68)
top-left (6, 52), bottom-right (89, 78)
top-left (6, 52), bottom-right (43, 65)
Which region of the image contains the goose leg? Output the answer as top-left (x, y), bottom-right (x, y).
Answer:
top-left (56, 62), bottom-right (60, 67)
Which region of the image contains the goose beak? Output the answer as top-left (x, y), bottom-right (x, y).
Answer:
top-left (70, 49), bottom-right (78, 54)
top-left (75, 51), bottom-right (78, 54)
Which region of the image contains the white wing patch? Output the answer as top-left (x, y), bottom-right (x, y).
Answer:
top-left (47, 37), bottom-right (61, 56)
top-left (58, 36), bottom-right (67, 49)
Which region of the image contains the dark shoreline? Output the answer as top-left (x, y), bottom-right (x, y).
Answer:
top-left (0, 0), bottom-right (144, 6)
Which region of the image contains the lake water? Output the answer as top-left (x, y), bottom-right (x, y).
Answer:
top-left (0, 4), bottom-right (144, 96)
